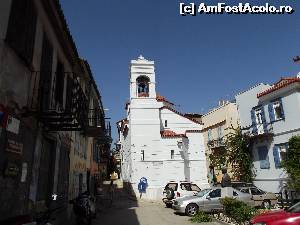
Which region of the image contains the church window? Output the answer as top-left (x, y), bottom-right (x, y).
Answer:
top-left (171, 150), bottom-right (174, 159)
top-left (136, 76), bottom-right (150, 97)
top-left (141, 150), bottom-right (145, 161)
top-left (164, 120), bottom-right (168, 127)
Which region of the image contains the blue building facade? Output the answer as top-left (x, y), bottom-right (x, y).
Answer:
top-left (236, 77), bottom-right (300, 193)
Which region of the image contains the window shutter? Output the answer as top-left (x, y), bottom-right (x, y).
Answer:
top-left (55, 62), bottom-right (65, 105)
top-left (285, 143), bottom-right (289, 160)
top-left (268, 103), bottom-right (275, 122)
top-left (39, 35), bottom-right (53, 111)
top-left (218, 127), bottom-right (222, 139)
top-left (273, 145), bottom-right (281, 169)
top-left (258, 146), bottom-right (270, 169)
top-left (251, 109), bottom-right (257, 134)
top-left (279, 98), bottom-right (285, 119)
top-left (208, 129), bottom-right (212, 141)
top-left (6, 0), bottom-right (37, 66)
top-left (261, 107), bottom-right (267, 132)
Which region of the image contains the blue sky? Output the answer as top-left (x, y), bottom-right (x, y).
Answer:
top-left (60, 0), bottom-right (300, 142)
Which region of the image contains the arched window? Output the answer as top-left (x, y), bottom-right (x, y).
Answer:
top-left (136, 76), bottom-right (150, 97)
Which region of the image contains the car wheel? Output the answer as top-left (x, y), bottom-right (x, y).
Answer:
top-left (165, 188), bottom-right (175, 200)
top-left (262, 200), bottom-right (271, 209)
top-left (165, 203), bottom-right (172, 208)
top-left (185, 203), bottom-right (198, 216)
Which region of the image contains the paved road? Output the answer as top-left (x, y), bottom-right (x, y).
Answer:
top-left (93, 192), bottom-right (221, 225)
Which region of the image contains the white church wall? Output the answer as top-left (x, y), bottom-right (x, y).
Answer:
top-left (160, 108), bottom-right (202, 133)
top-left (185, 132), bottom-right (209, 188)
top-left (117, 56), bottom-right (209, 200)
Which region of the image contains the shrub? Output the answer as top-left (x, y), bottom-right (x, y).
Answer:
top-left (220, 197), bottom-right (257, 223)
top-left (282, 136), bottom-right (300, 191)
top-left (189, 211), bottom-right (213, 223)
top-left (225, 127), bottom-right (254, 183)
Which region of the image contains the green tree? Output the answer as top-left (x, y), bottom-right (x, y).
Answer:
top-left (225, 127), bottom-right (254, 183)
top-left (282, 136), bottom-right (300, 191)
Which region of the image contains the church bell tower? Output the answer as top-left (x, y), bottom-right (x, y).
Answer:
top-left (129, 55), bottom-right (156, 100)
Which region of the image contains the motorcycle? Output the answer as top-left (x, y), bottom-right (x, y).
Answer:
top-left (69, 191), bottom-right (96, 225)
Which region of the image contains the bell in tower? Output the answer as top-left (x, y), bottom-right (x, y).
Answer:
top-left (136, 76), bottom-right (150, 97)
top-left (129, 55), bottom-right (156, 99)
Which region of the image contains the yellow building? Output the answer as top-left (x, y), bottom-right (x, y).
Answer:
top-left (68, 60), bottom-right (110, 199)
top-left (201, 101), bottom-right (239, 184)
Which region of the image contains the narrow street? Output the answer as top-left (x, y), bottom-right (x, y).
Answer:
top-left (93, 180), bottom-right (221, 225)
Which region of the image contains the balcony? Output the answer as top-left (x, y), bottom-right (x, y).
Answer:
top-left (250, 123), bottom-right (274, 139)
top-left (26, 71), bottom-right (109, 139)
top-left (207, 138), bottom-right (225, 149)
top-left (85, 108), bottom-right (105, 137)
top-left (94, 121), bottom-right (112, 144)
top-left (26, 71), bottom-right (89, 131)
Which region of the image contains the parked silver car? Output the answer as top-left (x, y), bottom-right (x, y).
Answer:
top-left (238, 186), bottom-right (278, 208)
top-left (172, 186), bottom-right (255, 216)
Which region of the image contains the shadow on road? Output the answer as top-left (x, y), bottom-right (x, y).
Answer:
top-left (93, 180), bottom-right (140, 225)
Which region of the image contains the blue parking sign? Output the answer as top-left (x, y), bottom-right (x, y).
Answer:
top-left (138, 177), bottom-right (148, 193)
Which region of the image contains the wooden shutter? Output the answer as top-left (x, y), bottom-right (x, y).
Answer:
top-left (279, 98), bottom-right (285, 119)
top-left (257, 146), bottom-right (270, 169)
top-left (251, 109), bottom-right (257, 134)
top-left (208, 129), bottom-right (212, 141)
top-left (217, 126), bottom-right (222, 139)
top-left (55, 62), bottom-right (65, 105)
top-left (273, 145), bottom-right (281, 169)
top-left (39, 35), bottom-right (53, 111)
top-left (268, 103), bottom-right (275, 123)
top-left (261, 107), bottom-right (268, 133)
top-left (65, 75), bottom-right (73, 112)
top-left (6, 0), bottom-right (37, 66)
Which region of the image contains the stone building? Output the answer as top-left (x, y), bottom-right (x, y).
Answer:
top-left (0, 0), bottom-right (110, 223)
top-left (116, 56), bottom-right (209, 200)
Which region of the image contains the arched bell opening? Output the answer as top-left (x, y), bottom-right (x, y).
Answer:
top-left (136, 76), bottom-right (150, 97)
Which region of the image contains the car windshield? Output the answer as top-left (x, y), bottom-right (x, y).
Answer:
top-left (287, 202), bottom-right (300, 213)
top-left (197, 189), bottom-right (211, 197)
top-left (250, 187), bottom-right (265, 195)
top-left (181, 183), bottom-right (192, 191)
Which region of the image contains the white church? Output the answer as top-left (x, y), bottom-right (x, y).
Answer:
top-left (116, 56), bottom-right (209, 200)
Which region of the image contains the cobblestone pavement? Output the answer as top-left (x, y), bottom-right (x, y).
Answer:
top-left (93, 181), bottom-right (221, 225)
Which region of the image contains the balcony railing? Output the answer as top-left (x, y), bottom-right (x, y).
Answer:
top-left (85, 108), bottom-right (105, 137)
top-left (250, 123), bottom-right (274, 138)
top-left (93, 121), bottom-right (112, 144)
top-left (26, 71), bottom-right (109, 142)
top-left (207, 138), bottom-right (225, 149)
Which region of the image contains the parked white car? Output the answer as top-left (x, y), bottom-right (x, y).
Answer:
top-left (172, 186), bottom-right (255, 216)
top-left (162, 181), bottom-right (201, 207)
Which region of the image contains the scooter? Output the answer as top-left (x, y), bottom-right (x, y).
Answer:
top-left (69, 191), bottom-right (96, 225)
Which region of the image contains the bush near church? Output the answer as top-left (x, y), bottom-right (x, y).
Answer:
top-left (220, 197), bottom-right (257, 223)
top-left (189, 211), bottom-right (213, 223)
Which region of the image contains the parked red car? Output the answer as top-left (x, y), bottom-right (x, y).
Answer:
top-left (250, 202), bottom-right (300, 225)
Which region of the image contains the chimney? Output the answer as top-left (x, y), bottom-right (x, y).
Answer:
top-left (219, 100), bottom-right (225, 106)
